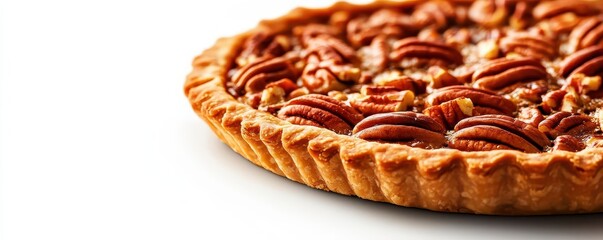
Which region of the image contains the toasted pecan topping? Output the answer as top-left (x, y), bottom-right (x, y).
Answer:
top-left (227, 0), bottom-right (603, 153)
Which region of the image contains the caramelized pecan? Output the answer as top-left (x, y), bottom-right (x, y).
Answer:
top-left (500, 32), bottom-right (556, 59)
top-left (509, 79), bottom-right (548, 103)
top-left (376, 76), bottom-right (428, 95)
top-left (423, 97), bottom-right (474, 129)
top-left (563, 74), bottom-right (602, 96)
top-left (552, 135), bottom-right (586, 152)
top-left (277, 94), bottom-right (363, 134)
top-left (509, 1), bottom-right (531, 30)
top-left (236, 32), bottom-right (291, 66)
top-left (350, 90), bottom-right (415, 116)
top-left (450, 115), bottom-right (550, 152)
top-left (472, 57), bottom-right (547, 92)
top-left (426, 86), bottom-right (517, 116)
top-left (568, 16), bottom-right (603, 52)
top-left (232, 56), bottom-right (298, 94)
top-left (443, 28), bottom-right (471, 48)
top-left (303, 34), bottom-right (357, 64)
top-left (538, 112), bottom-right (597, 138)
top-left (359, 35), bottom-right (389, 73)
top-left (533, 0), bottom-right (600, 20)
top-left (390, 37), bottom-right (464, 67)
top-left (352, 112), bottom-right (446, 148)
top-left (542, 89), bottom-right (568, 113)
top-left (301, 34), bottom-right (361, 94)
top-left (517, 107), bottom-right (544, 127)
top-left (559, 46), bottom-right (603, 78)
top-left (412, 0), bottom-right (456, 29)
top-left (536, 12), bottom-right (582, 36)
top-left (347, 9), bottom-right (414, 47)
top-left (469, 0), bottom-right (507, 28)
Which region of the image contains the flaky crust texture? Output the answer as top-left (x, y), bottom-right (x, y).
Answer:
top-left (185, 1), bottom-right (603, 215)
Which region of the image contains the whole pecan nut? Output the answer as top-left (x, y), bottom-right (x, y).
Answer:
top-left (390, 37), bottom-right (464, 67)
top-left (472, 57), bottom-right (548, 91)
top-left (277, 94), bottom-right (363, 134)
top-left (538, 111), bottom-right (597, 138)
top-left (352, 112), bottom-right (446, 149)
top-left (232, 55), bottom-right (299, 94)
top-left (426, 86), bottom-right (517, 116)
top-left (450, 115), bottom-right (550, 153)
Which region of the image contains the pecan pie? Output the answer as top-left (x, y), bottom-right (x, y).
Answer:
top-left (184, 0), bottom-right (603, 215)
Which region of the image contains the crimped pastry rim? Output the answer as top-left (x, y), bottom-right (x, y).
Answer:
top-left (185, 0), bottom-right (603, 215)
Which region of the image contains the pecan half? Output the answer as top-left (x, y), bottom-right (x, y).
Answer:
top-left (568, 16), bottom-right (603, 52)
top-left (472, 57), bottom-right (547, 92)
top-left (350, 91), bottom-right (415, 116)
top-left (538, 112), bottom-right (597, 139)
top-left (301, 34), bottom-right (361, 94)
top-left (373, 75), bottom-right (428, 95)
top-left (232, 56), bottom-right (298, 94)
top-left (303, 34), bottom-right (357, 64)
top-left (236, 32), bottom-right (291, 66)
top-left (423, 97), bottom-right (474, 129)
top-left (500, 32), bottom-right (556, 59)
top-left (277, 94), bottom-right (363, 134)
top-left (412, 0), bottom-right (456, 29)
top-left (542, 89), bottom-right (568, 113)
top-left (559, 46), bottom-right (603, 78)
top-left (426, 86), bottom-right (517, 116)
top-left (536, 12), bottom-right (582, 36)
top-left (563, 73), bottom-right (603, 96)
top-left (352, 112), bottom-right (446, 148)
top-left (533, 0), bottom-right (600, 20)
top-left (552, 135), bottom-right (586, 152)
top-left (468, 0), bottom-right (507, 28)
top-left (359, 35), bottom-right (389, 73)
top-left (390, 37), bottom-right (464, 67)
top-left (347, 9), bottom-right (415, 47)
top-left (450, 115), bottom-right (550, 153)
top-left (517, 107), bottom-right (544, 127)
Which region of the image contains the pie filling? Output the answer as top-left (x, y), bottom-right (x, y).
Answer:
top-left (225, 0), bottom-right (603, 153)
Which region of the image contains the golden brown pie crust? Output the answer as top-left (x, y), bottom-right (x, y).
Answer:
top-left (185, 1), bottom-right (603, 215)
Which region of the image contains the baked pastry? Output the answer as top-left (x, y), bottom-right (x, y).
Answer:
top-left (184, 0), bottom-right (603, 215)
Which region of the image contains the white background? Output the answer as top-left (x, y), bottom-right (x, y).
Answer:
top-left (1, 0), bottom-right (603, 239)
